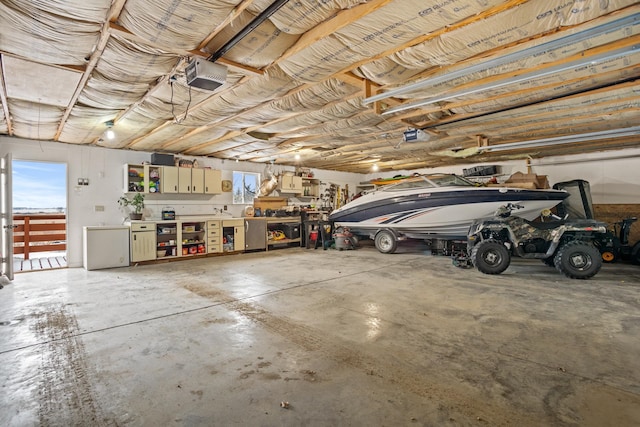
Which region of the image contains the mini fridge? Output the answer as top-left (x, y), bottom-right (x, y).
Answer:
top-left (83, 226), bottom-right (130, 270)
top-left (244, 218), bottom-right (267, 251)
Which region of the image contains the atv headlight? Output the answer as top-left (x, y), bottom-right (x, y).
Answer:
top-left (468, 222), bottom-right (482, 236)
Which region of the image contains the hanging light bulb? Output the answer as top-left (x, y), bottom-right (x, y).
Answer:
top-left (294, 153), bottom-right (301, 161)
top-left (105, 120), bottom-right (115, 140)
top-left (372, 164), bottom-right (379, 172)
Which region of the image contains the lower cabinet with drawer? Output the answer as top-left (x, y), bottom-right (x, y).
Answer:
top-left (129, 217), bottom-right (247, 264)
top-left (222, 219), bottom-right (245, 252)
top-left (130, 222), bottom-right (157, 262)
top-left (207, 220), bottom-right (222, 254)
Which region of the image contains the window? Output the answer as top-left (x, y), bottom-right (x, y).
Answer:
top-left (232, 171), bottom-right (260, 204)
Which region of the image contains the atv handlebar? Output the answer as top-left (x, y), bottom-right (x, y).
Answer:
top-left (495, 203), bottom-right (524, 218)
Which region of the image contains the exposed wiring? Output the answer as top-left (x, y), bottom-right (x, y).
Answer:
top-left (170, 78), bottom-right (192, 124)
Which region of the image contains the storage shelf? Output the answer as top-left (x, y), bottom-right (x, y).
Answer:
top-left (268, 237), bottom-right (300, 245)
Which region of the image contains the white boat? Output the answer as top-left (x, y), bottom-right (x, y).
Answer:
top-left (329, 174), bottom-right (568, 253)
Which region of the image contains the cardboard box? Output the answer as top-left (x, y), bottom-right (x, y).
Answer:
top-left (505, 172), bottom-right (550, 189)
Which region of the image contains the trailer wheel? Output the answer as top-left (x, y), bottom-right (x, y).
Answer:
top-left (374, 230), bottom-right (397, 254)
top-left (554, 241), bottom-right (602, 279)
top-left (471, 239), bottom-right (510, 275)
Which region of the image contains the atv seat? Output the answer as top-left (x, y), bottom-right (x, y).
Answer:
top-left (524, 219), bottom-right (567, 230)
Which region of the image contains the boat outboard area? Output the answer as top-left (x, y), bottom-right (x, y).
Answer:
top-left (329, 174), bottom-right (569, 253)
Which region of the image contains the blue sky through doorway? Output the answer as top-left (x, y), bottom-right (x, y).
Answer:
top-left (12, 161), bottom-right (66, 213)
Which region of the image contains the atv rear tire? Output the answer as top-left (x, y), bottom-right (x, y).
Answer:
top-left (472, 239), bottom-right (510, 275)
top-left (554, 241), bottom-right (602, 279)
top-left (374, 230), bottom-right (397, 254)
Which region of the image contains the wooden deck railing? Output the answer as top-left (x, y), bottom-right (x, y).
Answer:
top-left (13, 214), bottom-right (66, 260)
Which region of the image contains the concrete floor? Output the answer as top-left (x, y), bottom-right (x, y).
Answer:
top-left (1, 242), bottom-right (639, 426)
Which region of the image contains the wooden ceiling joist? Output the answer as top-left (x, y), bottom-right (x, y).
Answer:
top-left (0, 55), bottom-right (13, 135)
top-left (56, 0), bottom-right (128, 141)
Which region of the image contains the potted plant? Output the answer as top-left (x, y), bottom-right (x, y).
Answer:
top-left (118, 193), bottom-right (145, 220)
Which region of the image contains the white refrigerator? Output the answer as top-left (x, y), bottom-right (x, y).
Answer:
top-left (83, 226), bottom-right (130, 270)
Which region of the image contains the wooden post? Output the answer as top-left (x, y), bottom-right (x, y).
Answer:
top-left (23, 216), bottom-right (30, 260)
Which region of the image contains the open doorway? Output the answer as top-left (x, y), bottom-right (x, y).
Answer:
top-left (12, 160), bottom-right (67, 272)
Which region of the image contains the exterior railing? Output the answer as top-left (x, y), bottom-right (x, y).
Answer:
top-left (13, 214), bottom-right (66, 260)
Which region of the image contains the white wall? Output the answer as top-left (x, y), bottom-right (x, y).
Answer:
top-left (528, 149), bottom-right (640, 204)
top-left (364, 149), bottom-right (640, 204)
top-left (0, 136), bottom-right (363, 267)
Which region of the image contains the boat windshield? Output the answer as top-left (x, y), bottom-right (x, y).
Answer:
top-left (381, 174), bottom-right (474, 191)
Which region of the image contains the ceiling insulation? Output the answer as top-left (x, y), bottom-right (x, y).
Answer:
top-left (0, 0), bottom-right (638, 173)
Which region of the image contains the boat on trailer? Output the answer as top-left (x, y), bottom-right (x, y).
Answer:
top-left (329, 174), bottom-right (569, 253)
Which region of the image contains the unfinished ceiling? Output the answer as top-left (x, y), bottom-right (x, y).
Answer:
top-left (0, 0), bottom-right (638, 173)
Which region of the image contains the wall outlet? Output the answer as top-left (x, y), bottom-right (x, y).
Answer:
top-left (223, 205), bottom-right (227, 210)
top-left (94, 205), bottom-right (105, 212)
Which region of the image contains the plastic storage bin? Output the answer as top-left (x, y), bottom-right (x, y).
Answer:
top-left (282, 223), bottom-right (300, 239)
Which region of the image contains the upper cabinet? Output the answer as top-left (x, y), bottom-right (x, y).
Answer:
top-left (277, 175), bottom-right (303, 194)
top-left (301, 178), bottom-right (320, 197)
top-left (204, 169), bottom-right (222, 194)
top-left (160, 166), bottom-right (179, 193)
top-left (191, 168), bottom-right (204, 194)
top-left (178, 167), bottom-right (192, 193)
top-left (124, 163), bottom-right (222, 195)
top-left (124, 164), bottom-right (162, 194)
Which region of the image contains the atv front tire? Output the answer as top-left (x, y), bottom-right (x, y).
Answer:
top-left (472, 239), bottom-right (510, 275)
top-left (554, 241), bottom-right (602, 279)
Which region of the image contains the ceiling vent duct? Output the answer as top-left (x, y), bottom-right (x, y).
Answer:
top-left (186, 59), bottom-right (228, 91)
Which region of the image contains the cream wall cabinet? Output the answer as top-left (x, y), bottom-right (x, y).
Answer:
top-left (204, 169), bottom-right (222, 194)
top-left (191, 168), bottom-right (204, 194)
top-left (124, 164), bottom-right (162, 194)
top-left (277, 175), bottom-right (303, 194)
top-left (125, 163), bottom-right (222, 195)
top-left (178, 167), bottom-right (192, 193)
top-left (160, 166), bottom-right (179, 193)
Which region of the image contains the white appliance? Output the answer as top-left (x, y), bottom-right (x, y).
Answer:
top-left (83, 226), bottom-right (130, 270)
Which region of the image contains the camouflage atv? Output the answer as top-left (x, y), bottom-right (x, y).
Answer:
top-left (465, 203), bottom-right (607, 279)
